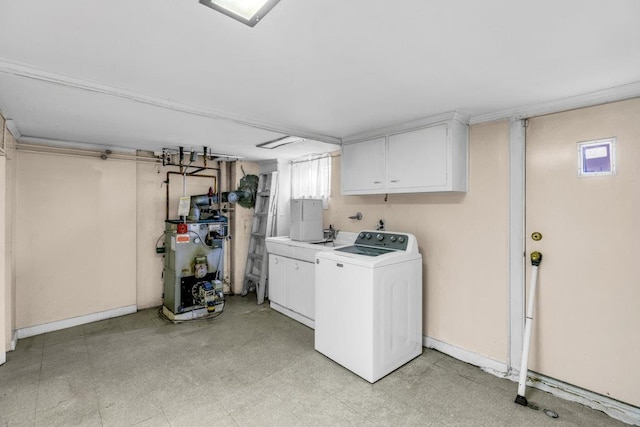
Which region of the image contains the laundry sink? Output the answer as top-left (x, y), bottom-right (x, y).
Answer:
top-left (312, 232), bottom-right (359, 246)
top-left (265, 232), bottom-right (357, 262)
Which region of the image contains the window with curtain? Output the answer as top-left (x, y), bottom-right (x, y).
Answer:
top-left (291, 154), bottom-right (332, 208)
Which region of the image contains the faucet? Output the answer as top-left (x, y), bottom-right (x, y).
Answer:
top-left (325, 224), bottom-right (338, 242)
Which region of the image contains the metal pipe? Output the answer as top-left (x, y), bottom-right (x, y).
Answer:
top-left (15, 143), bottom-right (161, 163)
top-left (227, 162), bottom-right (235, 293)
top-left (0, 118), bottom-right (6, 157)
top-left (164, 171), bottom-right (219, 221)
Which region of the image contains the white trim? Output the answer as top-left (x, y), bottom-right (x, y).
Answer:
top-left (508, 119), bottom-right (526, 373)
top-left (0, 58), bottom-right (341, 146)
top-left (507, 371), bottom-right (640, 426)
top-left (423, 335), bottom-right (508, 376)
top-left (4, 119), bottom-right (21, 139)
top-left (469, 81), bottom-right (640, 124)
top-left (424, 334), bottom-right (640, 426)
top-left (10, 331), bottom-right (18, 351)
top-left (0, 352), bottom-right (5, 365)
top-left (270, 302), bottom-right (314, 329)
top-left (16, 305), bottom-right (137, 339)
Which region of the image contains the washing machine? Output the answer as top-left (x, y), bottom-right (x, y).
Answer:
top-left (314, 230), bottom-right (422, 383)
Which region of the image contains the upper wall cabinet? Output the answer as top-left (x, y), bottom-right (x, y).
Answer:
top-left (341, 136), bottom-right (386, 194)
top-left (341, 114), bottom-right (469, 195)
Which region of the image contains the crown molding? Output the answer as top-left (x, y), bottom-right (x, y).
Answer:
top-left (469, 81), bottom-right (640, 124)
top-left (4, 119), bottom-right (21, 139)
top-left (342, 111), bottom-right (470, 144)
top-left (0, 58), bottom-right (341, 145)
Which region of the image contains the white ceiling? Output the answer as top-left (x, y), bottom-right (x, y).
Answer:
top-left (1, 0), bottom-right (639, 161)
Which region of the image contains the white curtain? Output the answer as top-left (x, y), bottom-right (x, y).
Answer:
top-left (291, 154), bottom-right (332, 208)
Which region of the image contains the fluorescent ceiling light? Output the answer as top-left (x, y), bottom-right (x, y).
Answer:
top-left (257, 136), bottom-right (305, 149)
top-left (199, 0), bottom-right (281, 27)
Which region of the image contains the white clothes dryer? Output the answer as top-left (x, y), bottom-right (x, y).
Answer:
top-left (314, 230), bottom-right (422, 383)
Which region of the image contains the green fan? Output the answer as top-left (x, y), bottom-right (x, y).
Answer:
top-left (233, 174), bottom-right (259, 209)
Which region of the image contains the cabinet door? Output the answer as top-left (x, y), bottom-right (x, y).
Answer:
top-left (268, 255), bottom-right (286, 305)
top-left (341, 137), bottom-right (386, 194)
top-left (298, 261), bottom-right (315, 319)
top-left (387, 125), bottom-right (448, 191)
top-left (287, 259), bottom-right (315, 318)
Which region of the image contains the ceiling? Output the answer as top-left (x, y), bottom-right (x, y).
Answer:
top-left (1, 0), bottom-right (639, 161)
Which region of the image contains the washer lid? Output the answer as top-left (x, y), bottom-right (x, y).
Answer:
top-left (335, 245), bottom-right (394, 257)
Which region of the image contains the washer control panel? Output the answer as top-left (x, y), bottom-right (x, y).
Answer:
top-left (355, 231), bottom-right (409, 251)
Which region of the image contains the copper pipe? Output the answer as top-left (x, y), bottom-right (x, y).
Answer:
top-left (165, 170), bottom-right (219, 221)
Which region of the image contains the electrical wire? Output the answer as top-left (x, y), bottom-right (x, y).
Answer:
top-left (154, 230), bottom-right (169, 251)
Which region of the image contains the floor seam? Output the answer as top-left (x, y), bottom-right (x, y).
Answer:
top-left (84, 332), bottom-right (104, 426)
top-left (32, 336), bottom-right (45, 425)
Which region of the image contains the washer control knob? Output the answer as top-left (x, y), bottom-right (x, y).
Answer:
top-left (358, 232), bottom-right (366, 239)
top-left (390, 235), bottom-right (397, 242)
top-left (398, 236), bottom-right (405, 243)
top-left (376, 233), bottom-right (384, 241)
top-left (365, 233), bottom-right (372, 239)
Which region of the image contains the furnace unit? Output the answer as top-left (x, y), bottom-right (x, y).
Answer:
top-left (163, 217), bottom-right (228, 320)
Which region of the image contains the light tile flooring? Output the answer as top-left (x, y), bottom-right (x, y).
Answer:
top-left (0, 295), bottom-right (629, 426)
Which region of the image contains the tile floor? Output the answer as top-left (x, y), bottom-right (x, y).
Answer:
top-left (0, 295), bottom-right (630, 426)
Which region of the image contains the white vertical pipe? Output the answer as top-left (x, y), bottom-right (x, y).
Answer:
top-left (509, 118), bottom-right (526, 372)
top-left (517, 264), bottom-right (539, 397)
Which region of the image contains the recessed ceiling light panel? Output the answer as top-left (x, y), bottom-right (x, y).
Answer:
top-left (199, 0), bottom-right (281, 27)
top-left (257, 136), bottom-right (305, 149)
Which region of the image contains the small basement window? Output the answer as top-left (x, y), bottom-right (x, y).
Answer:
top-left (577, 137), bottom-right (616, 177)
top-left (291, 154), bottom-right (331, 208)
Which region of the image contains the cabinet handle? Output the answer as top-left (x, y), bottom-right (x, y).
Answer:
top-left (373, 181), bottom-right (382, 184)
top-left (294, 263), bottom-right (299, 270)
top-left (390, 179), bottom-right (399, 183)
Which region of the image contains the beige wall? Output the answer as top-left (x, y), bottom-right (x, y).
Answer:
top-left (525, 98), bottom-right (640, 406)
top-left (325, 120), bottom-right (510, 362)
top-left (135, 156), bottom-right (168, 309)
top-left (15, 152), bottom-right (137, 328)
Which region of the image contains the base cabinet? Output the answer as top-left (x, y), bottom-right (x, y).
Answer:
top-left (268, 254), bottom-right (287, 306)
top-left (268, 254), bottom-right (315, 325)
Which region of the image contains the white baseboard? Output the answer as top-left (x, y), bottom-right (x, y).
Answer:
top-left (424, 335), bottom-right (640, 426)
top-left (424, 335), bottom-right (508, 376)
top-left (508, 371), bottom-right (640, 426)
top-left (10, 330), bottom-right (18, 351)
top-left (16, 305), bottom-right (137, 339)
top-left (0, 351), bottom-right (5, 365)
